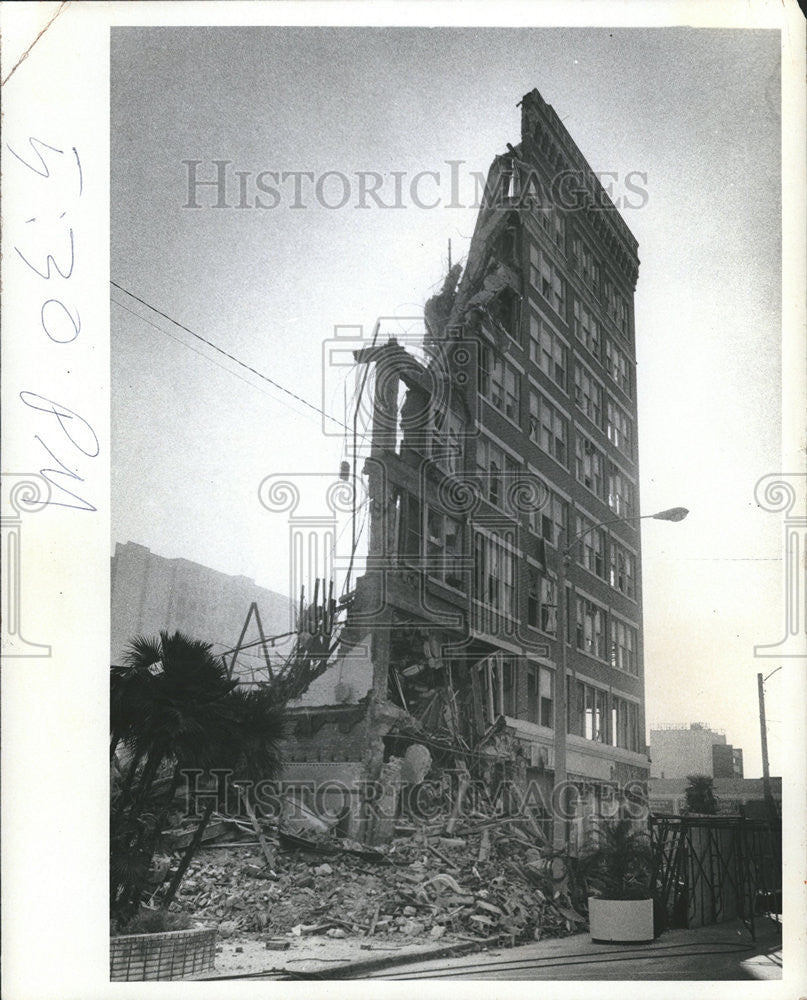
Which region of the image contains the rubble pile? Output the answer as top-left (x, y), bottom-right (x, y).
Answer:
top-left (165, 823), bottom-right (588, 946)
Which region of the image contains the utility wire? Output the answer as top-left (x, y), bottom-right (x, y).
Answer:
top-left (112, 296), bottom-right (275, 401)
top-left (110, 280), bottom-right (350, 431)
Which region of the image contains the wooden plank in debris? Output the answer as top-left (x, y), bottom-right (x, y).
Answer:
top-left (469, 666), bottom-right (486, 741)
top-left (237, 786), bottom-right (276, 868)
top-left (163, 820), bottom-right (231, 849)
top-left (203, 841), bottom-right (260, 849)
top-left (476, 900), bottom-right (503, 916)
top-left (477, 828), bottom-right (491, 862)
top-left (426, 843), bottom-right (460, 871)
top-left (515, 809), bottom-right (551, 846)
top-left (445, 758), bottom-right (471, 835)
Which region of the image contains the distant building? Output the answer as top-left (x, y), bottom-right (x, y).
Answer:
top-left (111, 541), bottom-right (293, 681)
top-left (712, 742), bottom-right (744, 779)
top-left (649, 723), bottom-right (743, 779)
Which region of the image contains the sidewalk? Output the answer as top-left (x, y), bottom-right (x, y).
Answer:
top-left (203, 916), bottom-right (782, 981)
top-left (358, 917), bottom-right (783, 981)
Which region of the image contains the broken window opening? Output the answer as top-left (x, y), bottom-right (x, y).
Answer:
top-left (426, 507), bottom-right (465, 590)
top-left (430, 403), bottom-right (465, 475)
top-left (398, 492), bottom-right (422, 562)
top-left (489, 287), bottom-right (522, 344)
top-left (526, 662), bottom-right (554, 728)
top-left (495, 220), bottom-right (520, 268)
top-left (527, 566), bottom-right (557, 636)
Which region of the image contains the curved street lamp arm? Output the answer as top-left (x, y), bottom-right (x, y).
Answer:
top-left (562, 506), bottom-right (689, 560)
top-left (562, 513), bottom-right (647, 559)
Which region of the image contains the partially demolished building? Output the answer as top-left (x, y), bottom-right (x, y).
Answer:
top-left (281, 90), bottom-right (649, 846)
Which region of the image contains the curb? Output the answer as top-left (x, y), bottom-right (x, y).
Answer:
top-left (278, 938), bottom-right (488, 979)
top-left (199, 937), bottom-right (489, 981)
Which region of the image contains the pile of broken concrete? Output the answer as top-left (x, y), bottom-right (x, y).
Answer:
top-left (165, 825), bottom-right (587, 947)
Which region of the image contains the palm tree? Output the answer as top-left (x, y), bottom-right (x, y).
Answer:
top-left (580, 818), bottom-right (654, 901)
top-left (160, 684), bottom-right (286, 908)
top-left (683, 774), bottom-right (718, 815)
top-left (110, 631), bottom-right (285, 918)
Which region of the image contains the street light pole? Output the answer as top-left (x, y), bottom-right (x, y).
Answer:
top-left (758, 667), bottom-right (781, 822)
top-left (552, 549), bottom-right (569, 850)
top-left (551, 506), bottom-right (688, 852)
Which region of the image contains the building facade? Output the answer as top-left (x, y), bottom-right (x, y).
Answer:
top-left (649, 723), bottom-right (744, 780)
top-left (280, 89), bottom-right (650, 843)
top-left (111, 541), bottom-right (293, 681)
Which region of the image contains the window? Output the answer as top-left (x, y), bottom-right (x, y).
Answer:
top-left (474, 531), bottom-right (516, 616)
top-left (398, 492), bottom-right (422, 560)
top-left (606, 399), bottom-right (633, 458)
top-left (539, 203), bottom-right (566, 251)
top-left (478, 345), bottom-right (503, 409)
top-left (529, 314), bottom-right (567, 391)
top-left (575, 434), bottom-right (604, 497)
top-left (573, 299), bottom-right (600, 358)
top-left (575, 595), bottom-right (606, 659)
top-left (604, 278), bottom-right (629, 339)
top-left (610, 696), bottom-right (639, 751)
top-left (575, 514), bottom-right (605, 578)
top-left (574, 363), bottom-right (603, 427)
top-left (485, 654), bottom-right (517, 720)
top-left (527, 663), bottom-right (554, 728)
top-left (521, 169), bottom-right (545, 209)
top-left (607, 463), bottom-right (635, 518)
top-left (609, 541), bottom-right (636, 598)
top-left (504, 365), bottom-right (520, 422)
top-left (617, 297), bottom-right (629, 337)
top-left (502, 656), bottom-right (516, 716)
top-left (476, 436), bottom-right (520, 508)
top-left (490, 287), bottom-right (521, 343)
top-left (527, 566), bottom-right (557, 635)
top-left (426, 508), bottom-right (464, 588)
top-left (431, 406), bottom-right (464, 474)
top-left (604, 277), bottom-right (616, 321)
top-left (610, 618), bottom-right (638, 674)
top-left (495, 222), bottom-right (519, 268)
top-left (530, 484), bottom-right (568, 548)
top-left (529, 390), bottom-right (567, 465)
top-left (529, 245), bottom-right (565, 316)
top-left (571, 235), bottom-right (600, 293)
top-left (479, 346), bottom-right (520, 422)
top-left (569, 678), bottom-right (608, 742)
top-left (605, 339), bottom-right (631, 397)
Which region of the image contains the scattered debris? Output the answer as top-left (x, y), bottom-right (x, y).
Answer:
top-left (163, 816), bottom-right (588, 947)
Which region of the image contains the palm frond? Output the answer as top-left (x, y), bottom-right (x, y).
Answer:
top-left (123, 634), bottom-right (163, 669)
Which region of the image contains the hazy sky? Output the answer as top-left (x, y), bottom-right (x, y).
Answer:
top-left (111, 26), bottom-right (784, 777)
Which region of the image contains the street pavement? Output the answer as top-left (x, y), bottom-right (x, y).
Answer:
top-left (360, 918), bottom-right (783, 981)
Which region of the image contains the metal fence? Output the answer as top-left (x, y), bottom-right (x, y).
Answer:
top-left (650, 814), bottom-right (781, 940)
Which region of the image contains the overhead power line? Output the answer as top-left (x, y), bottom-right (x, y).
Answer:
top-left (110, 280), bottom-right (350, 431)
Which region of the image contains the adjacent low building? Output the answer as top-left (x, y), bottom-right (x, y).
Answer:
top-left (649, 776), bottom-right (780, 820)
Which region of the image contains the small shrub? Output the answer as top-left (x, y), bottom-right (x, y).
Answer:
top-left (113, 906), bottom-right (192, 936)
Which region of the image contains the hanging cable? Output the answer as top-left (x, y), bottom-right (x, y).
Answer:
top-left (110, 280), bottom-right (350, 431)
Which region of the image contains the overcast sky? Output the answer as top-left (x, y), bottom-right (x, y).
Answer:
top-left (111, 26), bottom-right (784, 777)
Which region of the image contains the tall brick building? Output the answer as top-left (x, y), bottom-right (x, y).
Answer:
top-left (283, 89), bottom-right (650, 843)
